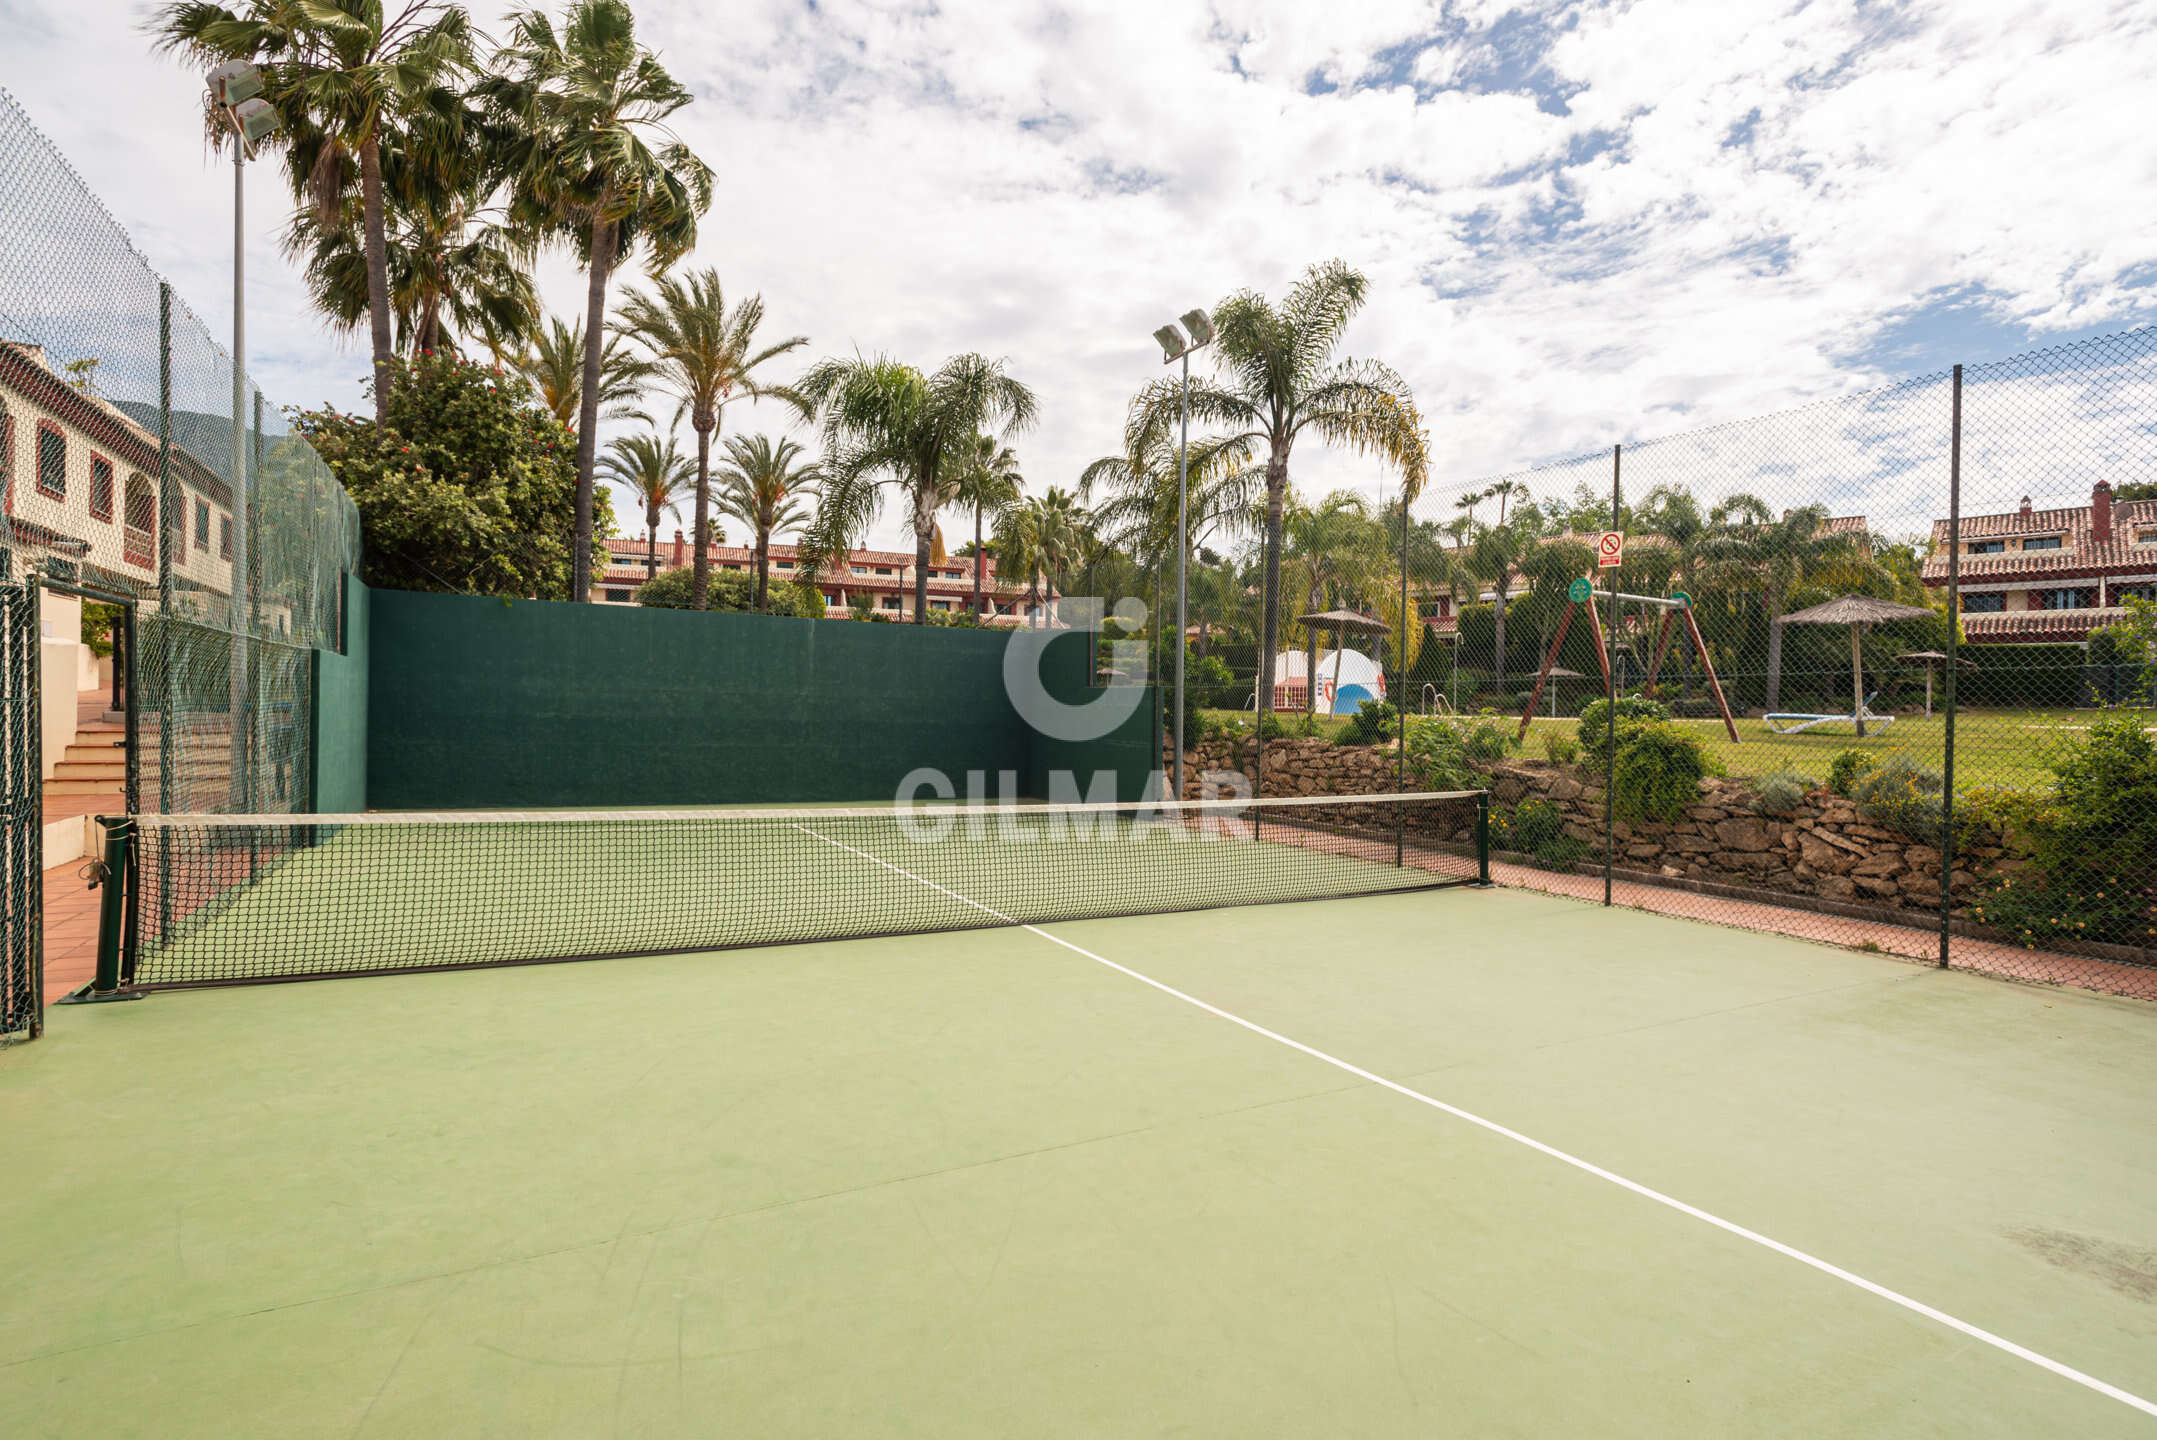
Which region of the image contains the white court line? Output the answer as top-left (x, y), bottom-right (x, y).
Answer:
top-left (792, 822), bottom-right (2157, 1420)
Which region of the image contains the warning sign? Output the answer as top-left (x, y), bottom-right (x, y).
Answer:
top-left (1596, 531), bottom-right (1624, 569)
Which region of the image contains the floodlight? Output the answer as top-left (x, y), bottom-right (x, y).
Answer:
top-left (208, 61), bottom-right (263, 108)
top-left (1180, 308), bottom-right (1214, 347)
top-left (1153, 324), bottom-right (1186, 363)
top-left (231, 98), bottom-right (280, 155)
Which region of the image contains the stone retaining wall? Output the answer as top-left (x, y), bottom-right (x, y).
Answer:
top-left (1164, 738), bottom-right (2022, 915)
top-left (1482, 763), bottom-right (2018, 912)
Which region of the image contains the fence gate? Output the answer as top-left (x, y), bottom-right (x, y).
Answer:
top-left (1, 560), bottom-right (41, 1040)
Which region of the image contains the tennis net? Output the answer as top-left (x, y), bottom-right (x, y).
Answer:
top-left (90, 790), bottom-right (1489, 989)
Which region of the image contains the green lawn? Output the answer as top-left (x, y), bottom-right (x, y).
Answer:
top-left (1201, 705), bottom-right (2139, 792)
top-left (1515, 708), bottom-right (2130, 792)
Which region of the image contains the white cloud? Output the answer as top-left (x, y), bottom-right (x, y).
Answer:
top-left (5, 0), bottom-right (2151, 549)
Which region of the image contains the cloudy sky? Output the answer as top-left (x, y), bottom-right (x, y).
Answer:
top-left (5, 0), bottom-right (2154, 546)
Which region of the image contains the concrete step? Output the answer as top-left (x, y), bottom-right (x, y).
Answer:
top-left (47, 777), bottom-right (125, 795)
top-left (54, 761), bottom-right (126, 780)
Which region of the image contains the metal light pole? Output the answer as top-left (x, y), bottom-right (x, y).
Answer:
top-left (1152, 308), bottom-right (1213, 803)
top-left (207, 63), bottom-right (278, 815)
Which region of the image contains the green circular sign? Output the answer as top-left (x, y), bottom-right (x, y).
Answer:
top-left (1670, 589), bottom-right (1692, 609)
top-left (1568, 578), bottom-right (1593, 604)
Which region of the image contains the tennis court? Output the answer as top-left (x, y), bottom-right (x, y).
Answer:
top-left (5, 803), bottom-right (2156, 1436)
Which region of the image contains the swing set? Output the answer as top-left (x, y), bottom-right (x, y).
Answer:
top-left (1515, 581), bottom-right (1741, 744)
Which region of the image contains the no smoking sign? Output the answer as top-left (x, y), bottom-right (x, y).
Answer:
top-left (1596, 531), bottom-right (1625, 568)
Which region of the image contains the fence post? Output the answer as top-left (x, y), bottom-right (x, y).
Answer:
top-left (1396, 485), bottom-right (1410, 865)
top-left (1939, 365), bottom-right (1962, 968)
top-left (157, 283), bottom-right (174, 941)
top-left (1605, 443), bottom-right (1620, 906)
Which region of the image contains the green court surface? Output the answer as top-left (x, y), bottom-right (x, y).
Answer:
top-left (5, 887), bottom-right (2156, 1436)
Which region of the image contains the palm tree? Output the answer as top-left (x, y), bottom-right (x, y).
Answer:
top-left (1079, 411), bottom-right (1258, 588)
top-left (613, 271), bottom-right (805, 610)
top-left (596, 432), bottom-right (695, 578)
top-left (801, 353), bottom-right (1038, 624)
top-left (1697, 497), bottom-right (1872, 712)
top-left (992, 505), bottom-right (1045, 627)
top-left (1135, 260), bottom-right (1425, 733)
top-left (287, 191), bottom-right (538, 356)
top-left (148, 0), bottom-right (475, 422)
top-left (714, 434), bottom-right (820, 612)
top-left (948, 434), bottom-right (1023, 616)
top-left (483, 0), bottom-right (713, 602)
top-left (992, 488), bottom-right (1087, 628)
top-left (511, 315), bottom-right (649, 432)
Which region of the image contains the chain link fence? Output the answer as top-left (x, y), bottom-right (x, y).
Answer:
top-left (1152, 328), bottom-right (2155, 1001)
top-left (0, 89), bottom-right (361, 1034)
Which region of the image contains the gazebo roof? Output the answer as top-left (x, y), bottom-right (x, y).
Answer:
top-left (1294, 608), bottom-right (1390, 633)
top-left (1778, 595), bottom-right (1934, 626)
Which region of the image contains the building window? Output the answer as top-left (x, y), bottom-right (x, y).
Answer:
top-left (604, 588), bottom-right (632, 603)
top-left (2135, 527), bottom-right (2157, 547)
top-left (195, 499), bottom-right (210, 547)
top-left (1968, 540), bottom-right (2005, 555)
top-left (776, 560), bottom-right (793, 570)
top-left (880, 596), bottom-right (900, 610)
top-left (851, 565), bottom-right (866, 575)
top-left (35, 421), bottom-right (65, 498)
top-left (2115, 583), bottom-right (2157, 603)
top-left (874, 566), bottom-right (893, 576)
top-left (219, 514), bottom-right (232, 559)
top-left (2023, 536), bottom-right (2063, 552)
top-left (2037, 587), bottom-right (2095, 610)
top-left (931, 599), bottom-right (952, 611)
top-left (123, 474), bottom-right (155, 567)
top-left (0, 402), bottom-right (12, 497)
top-left (1961, 592), bottom-right (2006, 613)
top-left (89, 455), bottom-right (114, 520)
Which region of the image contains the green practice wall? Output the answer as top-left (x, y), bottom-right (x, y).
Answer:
top-left (366, 592), bottom-right (1150, 810)
top-left (310, 574), bottom-right (370, 813)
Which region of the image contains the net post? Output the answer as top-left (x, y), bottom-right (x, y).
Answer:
top-left (1476, 790), bottom-right (1491, 885)
top-left (1604, 443), bottom-right (1620, 908)
top-left (64, 818), bottom-right (144, 1005)
top-left (1939, 365), bottom-right (1962, 969)
top-left (1396, 483), bottom-right (1410, 867)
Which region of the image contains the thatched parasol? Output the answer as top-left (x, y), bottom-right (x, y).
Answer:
top-left (1895, 649), bottom-right (1977, 718)
top-left (1779, 596), bottom-right (1935, 737)
top-left (1294, 609), bottom-right (1390, 715)
top-left (1541, 666), bottom-right (1585, 717)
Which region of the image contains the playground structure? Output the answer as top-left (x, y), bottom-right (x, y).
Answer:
top-left (1516, 583), bottom-right (1741, 743)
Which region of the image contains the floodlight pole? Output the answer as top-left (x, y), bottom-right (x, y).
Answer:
top-left (231, 138), bottom-right (251, 816)
top-left (1174, 347), bottom-right (1190, 802)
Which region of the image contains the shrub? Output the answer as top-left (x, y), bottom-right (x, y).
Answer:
top-left (1543, 733), bottom-right (1581, 767)
top-left (1339, 698), bottom-right (1399, 746)
top-left (295, 352), bottom-right (605, 600)
top-left (635, 566), bottom-right (821, 617)
top-left (1503, 796), bottom-right (1565, 852)
top-left (1402, 712), bottom-right (1520, 790)
top-left (1749, 771), bottom-right (1812, 816)
top-left (1498, 797), bottom-right (1593, 871)
top-left (1575, 695), bottom-right (1670, 773)
top-left (1848, 755), bottom-right (1943, 837)
top-left (1609, 721), bottom-right (1710, 825)
top-left (1969, 712), bottom-right (2157, 950)
top-left (1827, 749), bottom-right (1878, 798)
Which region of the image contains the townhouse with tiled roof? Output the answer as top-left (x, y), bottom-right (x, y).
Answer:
top-left (593, 532), bottom-right (1049, 621)
top-left (1920, 481), bottom-right (2157, 642)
